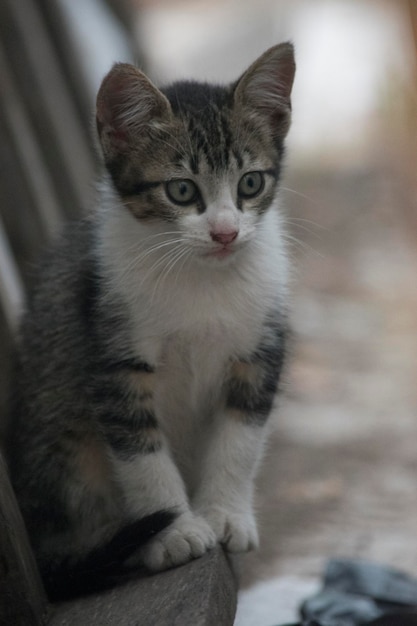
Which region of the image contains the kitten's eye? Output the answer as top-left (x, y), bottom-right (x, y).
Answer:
top-left (165, 179), bottom-right (199, 205)
top-left (238, 171), bottom-right (264, 199)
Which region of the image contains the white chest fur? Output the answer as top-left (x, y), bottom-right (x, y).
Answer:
top-left (97, 201), bottom-right (288, 474)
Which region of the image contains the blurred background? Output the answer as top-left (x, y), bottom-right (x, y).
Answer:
top-left (0, 0), bottom-right (416, 623)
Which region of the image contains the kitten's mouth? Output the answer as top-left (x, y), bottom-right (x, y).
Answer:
top-left (205, 245), bottom-right (236, 260)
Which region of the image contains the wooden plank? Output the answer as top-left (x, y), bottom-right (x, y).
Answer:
top-left (36, 0), bottom-right (98, 143)
top-left (50, 547), bottom-right (237, 626)
top-left (9, 0), bottom-right (96, 208)
top-left (0, 112), bottom-right (49, 292)
top-left (0, 454), bottom-right (49, 626)
top-left (0, 40), bottom-right (62, 241)
top-left (0, 0), bottom-right (95, 220)
top-left (0, 216), bottom-right (24, 333)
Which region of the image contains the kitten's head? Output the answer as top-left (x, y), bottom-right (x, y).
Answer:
top-left (96, 43), bottom-right (295, 264)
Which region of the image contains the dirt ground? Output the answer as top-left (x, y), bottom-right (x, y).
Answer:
top-left (239, 161), bottom-right (417, 589)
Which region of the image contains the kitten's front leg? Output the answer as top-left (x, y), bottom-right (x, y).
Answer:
top-left (194, 321), bottom-right (287, 553)
top-left (194, 417), bottom-right (265, 553)
top-left (113, 448), bottom-right (216, 571)
top-left (98, 365), bottom-right (215, 571)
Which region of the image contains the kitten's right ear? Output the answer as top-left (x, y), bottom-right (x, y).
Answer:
top-left (96, 63), bottom-right (171, 158)
top-left (234, 42), bottom-right (296, 138)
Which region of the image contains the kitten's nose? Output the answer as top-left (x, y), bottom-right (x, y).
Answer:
top-left (210, 230), bottom-right (238, 245)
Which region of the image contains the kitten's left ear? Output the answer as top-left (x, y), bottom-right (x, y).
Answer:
top-left (96, 63), bottom-right (172, 160)
top-left (233, 42), bottom-right (296, 137)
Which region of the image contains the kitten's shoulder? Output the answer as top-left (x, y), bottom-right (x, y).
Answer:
top-left (26, 217), bottom-right (95, 294)
top-left (20, 216), bottom-right (101, 346)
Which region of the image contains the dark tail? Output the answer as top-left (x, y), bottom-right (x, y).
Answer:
top-left (43, 510), bottom-right (176, 601)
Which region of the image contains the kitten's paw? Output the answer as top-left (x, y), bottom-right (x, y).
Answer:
top-left (141, 512), bottom-right (216, 572)
top-left (203, 508), bottom-right (259, 553)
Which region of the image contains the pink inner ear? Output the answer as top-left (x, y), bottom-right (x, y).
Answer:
top-left (96, 64), bottom-right (171, 155)
top-left (258, 56), bottom-right (295, 111)
top-left (96, 93), bottom-right (129, 151)
top-left (235, 43), bottom-right (296, 121)
top-left (274, 56), bottom-right (296, 101)
top-left (96, 68), bottom-right (134, 129)
top-left (96, 65), bottom-right (147, 153)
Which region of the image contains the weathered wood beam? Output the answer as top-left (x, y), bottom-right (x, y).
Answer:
top-left (50, 547), bottom-right (237, 626)
top-left (0, 454), bottom-right (49, 626)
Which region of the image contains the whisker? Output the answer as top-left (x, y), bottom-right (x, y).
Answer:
top-left (282, 220), bottom-right (324, 241)
top-left (280, 186), bottom-right (321, 208)
top-left (149, 245), bottom-right (191, 305)
top-left (173, 247), bottom-right (193, 289)
top-left (117, 238), bottom-right (187, 281)
top-left (139, 241), bottom-right (186, 285)
top-left (282, 233), bottom-right (324, 259)
top-left (283, 216), bottom-right (328, 232)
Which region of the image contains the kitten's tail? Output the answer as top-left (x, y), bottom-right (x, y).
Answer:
top-left (42, 510), bottom-right (175, 601)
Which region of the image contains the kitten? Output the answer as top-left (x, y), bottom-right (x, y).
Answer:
top-left (7, 42), bottom-right (295, 600)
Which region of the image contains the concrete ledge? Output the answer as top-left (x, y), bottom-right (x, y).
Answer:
top-left (50, 546), bottom-right (237, 626)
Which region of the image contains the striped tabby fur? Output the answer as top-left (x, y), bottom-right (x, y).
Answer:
top-left (7, 43), bottom-right (295, 599)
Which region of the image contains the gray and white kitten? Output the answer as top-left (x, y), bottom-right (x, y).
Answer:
top-left (7, 43), bottom-right (295, 599)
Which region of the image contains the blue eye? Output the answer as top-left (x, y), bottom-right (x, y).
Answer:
top-left (238, 172), bottom-right (264, 199)
top-left (165, 179), bottom-right (199, 205)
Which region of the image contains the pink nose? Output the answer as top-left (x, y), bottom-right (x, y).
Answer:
top-left (210, 230), bottom-right (238, 245)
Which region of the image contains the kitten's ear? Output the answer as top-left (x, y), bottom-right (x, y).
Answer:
top-left (96, 63), bottom-right (171, 157)
top-left (233, 42), bottom-right (295, 137)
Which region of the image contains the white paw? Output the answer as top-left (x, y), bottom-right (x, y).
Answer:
top-left (202, 507), bottom-right (259, 553)
top-left (141, 512), bottom-right (216, 572)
